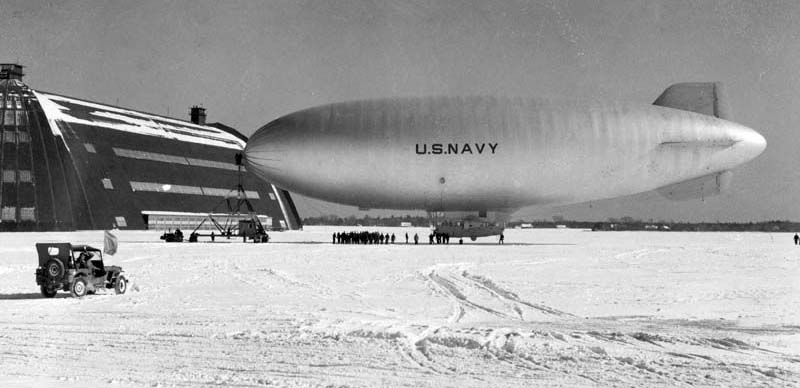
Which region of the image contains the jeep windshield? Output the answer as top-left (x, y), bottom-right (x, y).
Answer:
top-left (71, 245), bottom-right (101, 253)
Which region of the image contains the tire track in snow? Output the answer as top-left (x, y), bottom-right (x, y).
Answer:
top-left (422, 264), bottom-right (573, 322)
top-left (426, 270), bottom-right (514, 320)
top-left (612, 247), bottom-right (668, 261)
top-left (461, 271), bottom-right (575, 318)
top-left (256, 268), bottom-right (333, 296)
top-left (613, 248), bottom-right (652, 260)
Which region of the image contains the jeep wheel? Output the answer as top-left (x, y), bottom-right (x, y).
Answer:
top-left (45, 259), bottom-right (65, 279)
top-left (71, 278), bottom-right (88, 298)
top-left (114, 276), bottom-right (127, 295)
top-left (40, 285), bottom-right (57, 298)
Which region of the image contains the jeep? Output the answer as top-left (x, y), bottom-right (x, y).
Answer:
top-left (35, 243), bottom-right (127, 298)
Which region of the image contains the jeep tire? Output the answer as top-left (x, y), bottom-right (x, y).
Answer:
top-left (114, 275), bottom-right (127, 295)
top-left (45, 258), bottom-right (64, 279)
top-left (71, 278), bottom-right (88, 298)
top-left (40, 285), bottom-right (57, 298)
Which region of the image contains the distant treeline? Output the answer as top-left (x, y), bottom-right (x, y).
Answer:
top-left (521, 220), bottom-right (800, 232)
top-left (302, 215), bottom-right (800, 232)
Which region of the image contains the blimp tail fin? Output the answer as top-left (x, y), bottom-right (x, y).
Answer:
top-left (657, 170), bottom-right (733, 201)
top-left (653, 82), bottom-right (732, 121)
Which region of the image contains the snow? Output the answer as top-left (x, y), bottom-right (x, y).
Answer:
top-left (33, 91), bottom-right (245, 150)
top-left (0, 228), bottom-right (798, 387)
top-left (31, 90), bottom-right (66, 139)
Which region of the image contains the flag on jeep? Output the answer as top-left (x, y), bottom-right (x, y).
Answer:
top-left (104, 230), bottom-right (118, 256)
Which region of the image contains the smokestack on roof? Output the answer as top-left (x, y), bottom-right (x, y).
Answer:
top-left (0, 64), bottom-right (24, 80)
top-left (189, 105), bottom-right (206, 125)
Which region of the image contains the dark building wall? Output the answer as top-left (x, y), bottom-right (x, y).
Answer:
top-left (0, 79), bottom-right (300, 231)
top-left (1, 79), bottom-right (81, 230)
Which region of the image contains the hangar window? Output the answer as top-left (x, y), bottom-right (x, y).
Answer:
top-left (129, 180), bottom-right (258, 198)
top-left (84, 143), bottom-right (97, 153)
top-left (102, 178), bottom-right (114, 189)
top-left (131, 181), bottom-right (162, 192)
top-left (113, 147), bottom-right (188, 165)
top-left (15, 111), bottom-right (26, 126)
top-left (4, 131), bottom-right (28, 142)
top-left (129, 181), bottom-right (202, 195)
top-left (18, 170), bottom-right (32, 183)
top-left (279, 220), bottom-right (286, 229)
top-left (14, 97), bottom-right (21, 109)
top-left (268, 192), bottom-right (276, 200)
top-left (113, 147), bottom-right (239, 171)
top-left (2, 170), bottom-right (15, 183)
top-left (5, 98), bottom-right (11, 109)
top-left (143, 211), bottom-right (273, 231)
top-left (19, 207), bottom-right (35, 221)
top-left (186, 157), bottom-right (239, 171)
top-left (201, 187), bottom-right (230, 197)
top-left (167, 185), bottom-right (203, 195)
top-left (115, 216), bottom-right (127, 228)
top-left (1, 207), bottom-right (15, 221)
top-left (257, 215), bottom-right (272, 226)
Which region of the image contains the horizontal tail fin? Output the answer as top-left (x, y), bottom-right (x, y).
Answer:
top-left (653, 82), bottom-right (732, 121)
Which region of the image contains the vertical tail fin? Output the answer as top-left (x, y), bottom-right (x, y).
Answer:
top-left (653, 82), bottom-right (732, 121)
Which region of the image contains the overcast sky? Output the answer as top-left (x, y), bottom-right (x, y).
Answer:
top-left (3, 0), bottom-right (799, 222)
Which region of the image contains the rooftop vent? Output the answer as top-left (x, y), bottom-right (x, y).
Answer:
top-left (189, 105), bottom-right (206, 125)
top-left (0, 64), bottom-right (24, 80)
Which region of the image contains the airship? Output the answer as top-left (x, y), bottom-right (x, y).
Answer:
top-left (245, 83), bottom-right (766, 239)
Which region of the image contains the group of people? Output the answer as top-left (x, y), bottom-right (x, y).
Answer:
top-left (333, 231), bottom-right (426, 244)
top-left (429, 232), bottom-right (451, 244)
top-left (333, 231), bottom-right (399, 245)
top-left (332, 230), bottom-right (505, 245)
top-left (426, 232), bottom-right (504, 244)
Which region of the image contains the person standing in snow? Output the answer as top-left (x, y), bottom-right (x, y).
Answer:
top-left (499, 233), bottom-right (505, 244)
top-left (405, 233), bottom-right (408, 244)
top-left (795, 233), bottom-right (799, 245)
top-left (414, 233), bottom-right (419, 244)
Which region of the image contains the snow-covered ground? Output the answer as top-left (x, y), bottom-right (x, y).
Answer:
top-left (0, 227), bottom-right (798, 387)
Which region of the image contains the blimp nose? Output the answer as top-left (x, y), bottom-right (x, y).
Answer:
top-left (655, 116), bottom-right (766, 178)
top-left (730, 124), bottom-right (766, 161)
top-left (723, 122), bottom-right (767, 166)
top-left (244, 118), bottom-right (294, 185)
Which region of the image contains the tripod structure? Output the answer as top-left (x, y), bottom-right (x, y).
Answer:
top-left (190, 153), bottom-right (267, 240)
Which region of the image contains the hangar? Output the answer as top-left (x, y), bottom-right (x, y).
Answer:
top-left (0, 64), bottom-right (301, 231)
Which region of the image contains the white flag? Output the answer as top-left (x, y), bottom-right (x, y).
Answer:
top-left (104, 230), bottom-right (118, 256)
